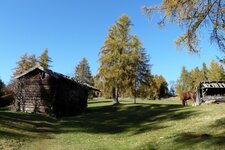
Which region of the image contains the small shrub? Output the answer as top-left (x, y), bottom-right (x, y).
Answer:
top-left (0, 94), bottom-right (14, 107)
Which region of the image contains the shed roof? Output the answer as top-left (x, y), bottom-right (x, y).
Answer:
top-left (15, 65), bottom-right (100, 92)
top-left (199, 81), bottom-right (225, 89)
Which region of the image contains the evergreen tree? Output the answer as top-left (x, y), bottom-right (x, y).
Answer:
top-left (138, 70), bottom-right (153, 99)
top-left (75, 57), bottom-right (93, 85)
top-left (14, 53), bottom-right (29, 76)
top-left (140, 74), bottom-right (168, 100)
top-left (154, 75), bottom-right (168, 99)
top-left (190, 67), bottom-right (202, 89)
top-left (175, 66), bottom-right (192, 94)
top-left (94, 74), bottom-right (113, 98)
top-left (208, 60), bottom-right (224, 81)
top-left (28, 54), bottom-right (37, 68)
top-left (13, 53), bottom-right (37, 77)
top-left (201, 62), bottom-right (208, 81)
top-left (0, 78), bottom-right (5, 97)
top-left (98, 14), bottom-right (132, 104)
top-left (98, 14), bottom-right (152, 104)
top-left (148, 80), bottom-right (158, 99)
top-left (38, 49), bottom-right (52, 69)
top-left (127, 35), bottom-right (150, 103)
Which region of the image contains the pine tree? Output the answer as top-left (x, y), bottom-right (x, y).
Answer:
top-left (153, 75), bottom-right (168, 99)
top-left (127, 35), bottom-right (150, 103)
top-left (38, 49), bottom-right (52, 69)
top-left (13, 53), bottom-right (37, 77)
top-left (75, 57), bottom-right (93, 85)
top-left (137, 70), bottom-right (153, 99)
top-left (0, 78), bottom-right (5, 97)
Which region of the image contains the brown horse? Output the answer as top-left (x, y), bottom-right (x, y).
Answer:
top-left (180, 91), bottom-right (196, 106)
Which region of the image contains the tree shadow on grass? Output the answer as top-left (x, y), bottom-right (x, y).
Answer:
top-left (88, 100), bottom-right (111, 104)
top-left (0, 110), bottom-right (61, 149)
top-left (209, 117), bottom-right (225, 145)
top-left (174, 132), bottom-right (225, 149)
top-left (0, 111), bottom-right (59, 140)
top-left (60, 103), bottom-right (198, 135)
top-left (0, 102), bottom-right (198, 145)
top-left (173, 116), bottom-right (225, 149)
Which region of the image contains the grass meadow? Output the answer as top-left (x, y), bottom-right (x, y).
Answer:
top-left (1, 98), bottom-right (225, 150)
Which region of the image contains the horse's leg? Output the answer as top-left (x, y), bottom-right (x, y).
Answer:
top-left (185, 100), bottom-right (188, 106)
top-left (192, 100), bottom-right (195, 106)
top-left (182, 100), bottom-right (185, 106)
top-left (192, 98), bottom-right (196, 106)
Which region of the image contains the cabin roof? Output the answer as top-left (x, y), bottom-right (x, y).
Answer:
top-left (15, 65), bottom-right (100, 92)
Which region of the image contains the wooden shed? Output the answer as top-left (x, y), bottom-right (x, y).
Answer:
top-left (196, 81), bottom-right (225, 105)
top-left (14, 65), bottom-right (99, 117)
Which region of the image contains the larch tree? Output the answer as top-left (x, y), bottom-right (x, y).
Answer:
top-left (175, 66), bottom-right (192, 94)
top-left (13, 53), bottom-right (37, 77)
top-left (144, 0), bottom-right (225, 63)
top-left (12, 53), bottom-right (37, 106)
top-left (190, 67), bottom-right (202, 89)
top-left (201, 62), bottom-right (209, 81)
top-left (38, 49), bottom-right (52, 69)
top-left (74, 57), bottom-right (93, 85)
top-left (98, 14), bottom-right (152, 104)
top-left (98, 14), bottom-right (131, 104)
top-left (28, 54), bottom-right (37, 68)
top-left (208, 60), bottom-right (224, 81)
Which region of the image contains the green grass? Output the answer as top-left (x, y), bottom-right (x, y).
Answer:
top-left (1, 99), bottom-right (225, 150)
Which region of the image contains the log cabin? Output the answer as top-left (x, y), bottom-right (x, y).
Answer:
top-left (14, 65), bottom-right (99, 117)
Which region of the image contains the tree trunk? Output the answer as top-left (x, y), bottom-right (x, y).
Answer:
top-left (112, 87), bottom-right (119, 105)
top-left (133, 79), bottom-right (137, 104)
top-left (134, 96), bottom-right (136, 104)
top-left (133, 87), bottom-right (137, 104)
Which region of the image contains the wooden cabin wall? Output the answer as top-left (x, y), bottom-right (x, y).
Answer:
top-left (52, 78), bottom-right (89, 117)
top-left (15, 69), bottom-right (89, 117)
top-left (17, 71), bottom-right (52, 113)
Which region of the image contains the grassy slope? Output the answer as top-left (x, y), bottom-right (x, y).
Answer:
top-left (1, 99), bottom-right (225, 150)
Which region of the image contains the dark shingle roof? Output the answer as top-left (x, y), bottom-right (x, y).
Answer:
top-left (15, 65), bottom-right (100, 92)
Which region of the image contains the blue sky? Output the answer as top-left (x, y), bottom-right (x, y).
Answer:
top-left (0, 0), bottom-right (223, 84)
